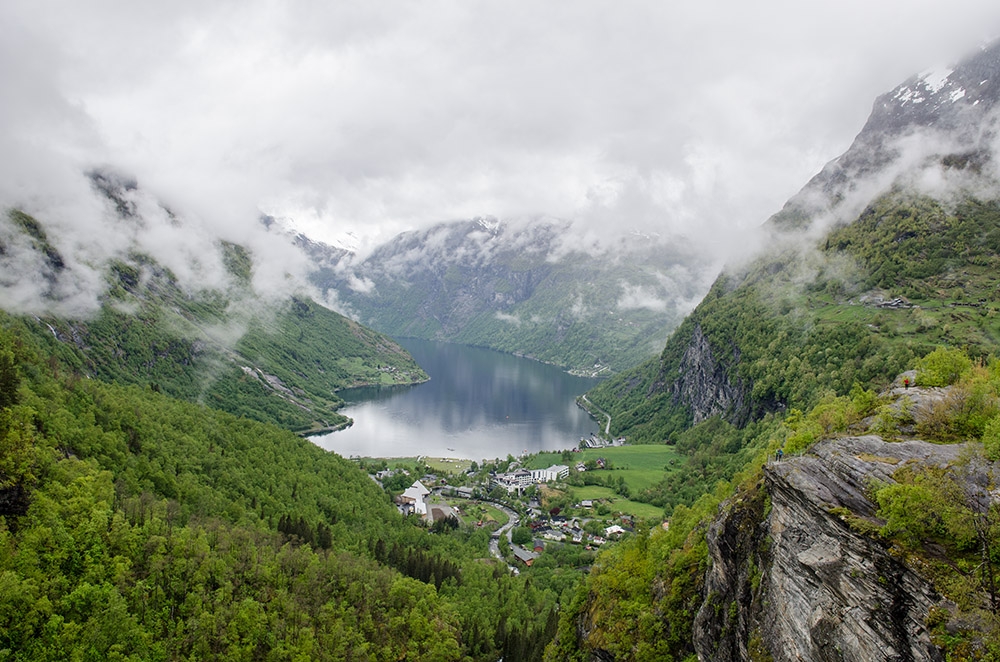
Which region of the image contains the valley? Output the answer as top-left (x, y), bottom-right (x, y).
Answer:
top-left (6, 18), bottom-right (1000, 662)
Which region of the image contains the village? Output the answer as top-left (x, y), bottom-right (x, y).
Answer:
top-left (372, 449), bottom-right (648, 570)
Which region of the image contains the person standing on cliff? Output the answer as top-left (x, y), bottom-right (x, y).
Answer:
top-left (776, 449), bottom-right (784, 462)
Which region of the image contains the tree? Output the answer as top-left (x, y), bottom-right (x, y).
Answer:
top-left (511, 526), bottom-right (533, 546)
top-left (0, 347), bottom-right (19, 410)
top-left (875, 448), bottom-right (1000, 615)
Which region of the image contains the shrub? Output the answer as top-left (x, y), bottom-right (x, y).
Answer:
top-left (915, 347), bottom-right (973, 387)
top-left (983, 416), bottom-right (1000, 460)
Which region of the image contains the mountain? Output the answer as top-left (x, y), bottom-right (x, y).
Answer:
top-left (775, 39), bottom-right (1000, 231)
top-left (588, 40), bottom-right (1000, 447)
top-left (0, 173), bottom-right (427, 433)
top-left (551, 40), bottom-right (1000, 660)
top-left (309, 217), bottom-right (714, 375)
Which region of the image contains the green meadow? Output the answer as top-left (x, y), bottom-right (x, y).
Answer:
top-left (528, 444), bottom-right (682, 493)
top-left (569, 486), bottom-right (666, 520)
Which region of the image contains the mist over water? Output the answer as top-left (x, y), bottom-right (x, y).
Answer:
top-left (310, 338), bottom-right (600, 460)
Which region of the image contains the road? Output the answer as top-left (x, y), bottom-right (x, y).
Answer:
top-left (438, 489), bottom-right (520, 573)
top-left (487, 501), bottom-right (520, 574)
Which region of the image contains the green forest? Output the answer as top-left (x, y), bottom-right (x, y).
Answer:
top-left (0, 319), bottom-right (568, 661)
top-left (7, 190), bottom-right (1000, 659)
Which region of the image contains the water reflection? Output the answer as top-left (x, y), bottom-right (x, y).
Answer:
top-left (310, 338), bottom-right (600, 460)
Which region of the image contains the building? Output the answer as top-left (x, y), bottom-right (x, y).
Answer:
top-left (493, 469), bottom-right (534, 493)
top-left (399, 480), bottom-right (430, 516)
top-left (530, 464), bottom-right (570, 483)
top-left (512, 546), bottom-right (540, 567)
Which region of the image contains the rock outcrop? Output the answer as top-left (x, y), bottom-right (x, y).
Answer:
top-left (695, 436), bottom-right (964, 662)
top-left (669, 323), bottom-right (752, 426)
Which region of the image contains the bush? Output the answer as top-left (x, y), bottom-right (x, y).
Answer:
top-left (915, 347), bottom-right (973, 387)
top-left (983, 416), bottom-right (1000, 460)
top-left (916, 366), bottom-right (1000, 441)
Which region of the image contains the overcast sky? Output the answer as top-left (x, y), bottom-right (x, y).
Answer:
top-left (3, 1), bottom-right (1000, 259)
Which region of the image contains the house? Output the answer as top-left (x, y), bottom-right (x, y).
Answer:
top-left (580, 500), bottom-right (593, 508)
top-left (512, 546), bottom-right (540, 566)
top-left (605, 524), bottom-right (626, 537)
top-left (399, 480), bottom-right (431, 516)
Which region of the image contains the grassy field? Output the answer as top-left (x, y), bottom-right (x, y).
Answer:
top-left (447, 500), bottom-right (509, 528)
top-left (386, 457), bottom-right (474, 475)
top-left (528, 444), bottom-right (681, 493)
top-left (569, 486), bottom-right (666, 520)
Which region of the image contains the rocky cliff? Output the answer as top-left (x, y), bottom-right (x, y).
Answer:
top-left (668, 323), bottom-right (751, 426)
top-left (694, 436), bottom-right (964, 662)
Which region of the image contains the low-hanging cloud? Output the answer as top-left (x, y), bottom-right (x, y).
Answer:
top-left (2, 0), bottom-right (1000, 317)
top-left (617, 283), bottom-right (669, 313)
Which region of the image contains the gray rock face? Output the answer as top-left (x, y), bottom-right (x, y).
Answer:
top-left (694, 436), bottom-right (963, 662)
top-left (669, 323), bottom-right (751, 426)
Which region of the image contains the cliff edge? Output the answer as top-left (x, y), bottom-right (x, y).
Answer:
top-left (695, 436), bottom-right (966, 662)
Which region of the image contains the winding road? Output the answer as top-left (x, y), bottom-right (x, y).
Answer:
top-left (486, 501), bottom-right (520, 574)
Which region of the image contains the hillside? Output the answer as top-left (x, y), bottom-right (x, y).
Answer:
top-left (309, 218), bottom-right (713, 374)
top-left (1, 191), bottom-right (427, 433)
top-left (0, 319), bottom-right (566, 661)
top-left (552, 40), bottom-right (1000, 660)
top-left (588, 38), bottom-right (1000, 447)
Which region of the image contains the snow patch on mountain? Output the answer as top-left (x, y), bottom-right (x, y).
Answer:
top-left (919, 66), bottom-right (954, 93)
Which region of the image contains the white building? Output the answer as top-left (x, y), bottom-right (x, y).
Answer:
top-left (531, 464), bottom-right (570, 483)
top-left (493, 469), bottom-right (534, 493)
top-left (399, 480), bottom-right (430, 516)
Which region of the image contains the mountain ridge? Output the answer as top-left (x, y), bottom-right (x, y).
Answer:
top-left (309, 216), bottom-right (714, 374)
top-left (1, 174), bottom-right (429, 433)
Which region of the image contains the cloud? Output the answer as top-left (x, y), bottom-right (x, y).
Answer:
top-left (617, 283), bottom-right (669, 313)
top-left (347, 274), bottom-right (376, 294)
top-left (495, 312), bottom-right (522, 327)
top-left (2, 0), bottom-right (1000, 307)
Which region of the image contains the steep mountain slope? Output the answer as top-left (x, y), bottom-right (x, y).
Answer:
top-left (552, 40), bottom-right (1000, 661)
top-left (588, 40), bottom-right (1000, 447)
top-left (310, 218), bottom-right (713, 374)
top-left (0, 175), bottom-right (427, 433)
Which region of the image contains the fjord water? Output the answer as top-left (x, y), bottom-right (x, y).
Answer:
top-left (311, 338), bottom-right (600, 460)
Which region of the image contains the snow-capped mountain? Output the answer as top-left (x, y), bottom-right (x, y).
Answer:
top-left (774, 40), bottom-right (1000, 230)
